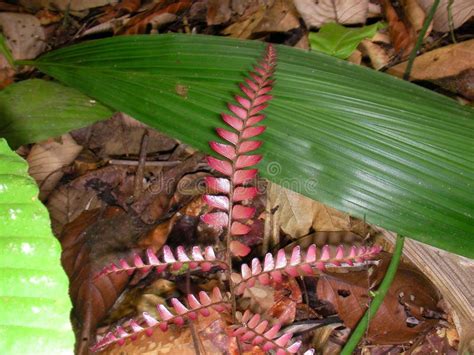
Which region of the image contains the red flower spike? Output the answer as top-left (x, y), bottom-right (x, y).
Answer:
top-left (203, 195), bottom-right (229, 211)
top-left (91, 288), bottom-right (230, 352)
top-left (202, 44), bottom-right (277, 256)
top-left (233, 311), bottom-right (300, 355)
top-left (233, 244), bottom-right (383, 295)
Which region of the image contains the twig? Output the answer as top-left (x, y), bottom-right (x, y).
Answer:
top-left (109, 159), bottom-right (181, 167)
top-left (340, 235), bottom-right (405, 355)
top-left (403, 0), bottom-right (440, 80)
top-left (133, 132), bottom-right (149, 199)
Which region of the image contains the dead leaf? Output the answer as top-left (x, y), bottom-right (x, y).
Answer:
top-left (359, 39), bottom-right (391, 70)
top-left (47, 184), bottom-right (105, 235)
top-left (35, 9), bottom-right (64, 25)
top-left (0, 12), bottom-right (47, 87)
top-left (207, 0), bottom-right (232, 25)
top-left (223, 6), bottom-right (266, 39)
top-left (223, 0), bottom-right (300, 39)
top-left (119, 0), bottom-right (191, 35)
top-left (348, 49), bottom-right (362, 65)
top-left (316, 254), bottom-right (442, 344)
top-left (403, 0), bottom-right (431, 34)
top-left (27, 133), bottom-right (83, 200)
top-left (251, 0), bottom-right (301, 34)
top-left (294, 0), bottom-right (370, 28)
top-left (73, 114), bottom-right (176, 159)
top-left (388, 39), bottom-right (474, 80)
top-left (19, 0), bottom-right (115, 12)
top-left (383, 0), bottom-right (417, 58)
top-left (60, 207), bottom-right (151, 354)
top-left (417, 0), bottom-right (474, 32)
top-left (266, 183), bottom-right (361, 243)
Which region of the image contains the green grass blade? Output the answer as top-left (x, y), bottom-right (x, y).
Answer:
top-left (0, 79), bottom-right (113, 148)
top-left (0, 139), bottom-right (73, 354)
top-left (31, 34), bottom-right (474, 258)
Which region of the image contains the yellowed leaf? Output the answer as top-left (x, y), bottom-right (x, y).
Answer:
top-left (27, 134), bottom-right (82, 200)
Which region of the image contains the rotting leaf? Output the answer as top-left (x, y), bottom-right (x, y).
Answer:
top-left (27, 133), bottom-right (83, 200)
top-left (383, 0), bottom-right (417, 58)
top-left (316, 254), bottom-right (442, 344)
top-left (59, 207), bottom-right (150, 354)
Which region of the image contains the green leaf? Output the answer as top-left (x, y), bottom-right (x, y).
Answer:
top-left (31, 34), bottom-right (474, 258)
top-left (0, 139), bottom-right (73, 353)
top-left (309, 22), bottom-right (385, 59)
top-left (0, 79), bottom-right (113, 148)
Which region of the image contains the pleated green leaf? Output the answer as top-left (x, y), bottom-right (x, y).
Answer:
top-left (0, 79), bottom-right (113, 148)
top-left (0, 139), bottom-right (73, 354)
top-left (30, 34), bottom-right (474, 258)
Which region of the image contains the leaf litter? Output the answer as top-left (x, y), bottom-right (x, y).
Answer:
top-left (5, 0), bottom-right (472, 353)
top-left (16, 111), bottom-right (456, 354)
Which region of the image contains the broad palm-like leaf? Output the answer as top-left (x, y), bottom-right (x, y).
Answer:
top-left (0, 139), bottom-right (73, 354)
top-left (27, 34), bottom-right (474, 258)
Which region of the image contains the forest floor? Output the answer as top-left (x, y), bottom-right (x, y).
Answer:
top-left (0, 1), bottom-right (473, 354)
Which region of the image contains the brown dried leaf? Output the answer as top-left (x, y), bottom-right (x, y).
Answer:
top-left (223, 0), bottom-right (300, 39)
top-left (60, 207), bottom-right (150, 354)
top-left (294, 0), bottom-right (370, 28)
top-left (74, 114), bottom-right (176, 158)
top-left (0, 12), bottom-right (47, 87)
top-left (317, 255), bottom-right (442, 344)
top-left (417, 0), bottom-right (474, 32)
top-left (403, 0), bottom-right (430, 34)
top-left (47, 184), bottom-right (104, 236)
top-left (388, 39), bottom-right (474, 81)
top-left (359, 39), bottom-right (391, 70)
top-left (119, 0), bottom-right (191, 35)
top-left (383, 0), bottom-right (417, 58)
top-left (267, 183), bottom-right (362, 242)
top-left (27, 134), bottom-right (82, 200)
top-left (207, 0), bottom-right (232, 25)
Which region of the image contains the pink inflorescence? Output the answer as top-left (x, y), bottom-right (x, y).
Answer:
top-left (202, 44), bottom-right (277, 257)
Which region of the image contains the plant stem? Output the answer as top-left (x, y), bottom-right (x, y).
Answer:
top-left (403, 0), bottom-right (440, 80)
top-left (340, 235), bottom-right (405, 355)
